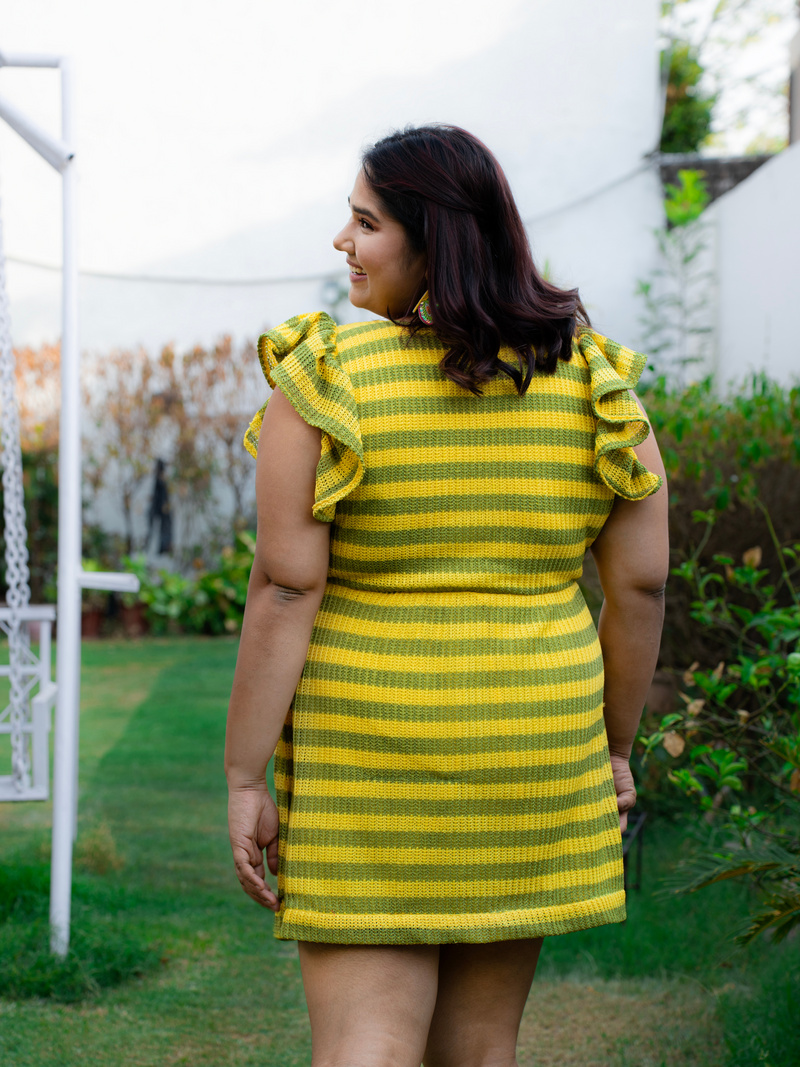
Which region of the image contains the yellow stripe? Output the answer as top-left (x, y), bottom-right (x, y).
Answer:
top-left (352, 477), bottom-right (610, 499)
top-left (293, 709), bottom-right (602, 740)
top-left (282, 831), bottom-right (621, 867)
top-left (279, 890), bottom-right (625, 932)
top-left (326, 571), bottom-right (587, 593)
top-left (360, 412), bottom-right (594, 436)
top-left (298, 675), bottom-right (601, 707)
top-left (365, 443), bottom-right (593, 469)
top-left (330, 541), bottom-right (587, 563)
top-left (282, 859), bottom-right (620, 898)
top-left (305, 642), bottom-right (601, 676)
top-left (323, 583), bottom-right (580, 609)
top-left (334, 508), bottom-right (603, 533)
top-left (314, 607), bottom-right (595, 645)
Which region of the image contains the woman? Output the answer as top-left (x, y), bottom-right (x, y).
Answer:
top-left (225, 125), bottom-right (668, 1067)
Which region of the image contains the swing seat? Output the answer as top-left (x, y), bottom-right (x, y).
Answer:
top-left (0, 604), bottom-right (57, 801)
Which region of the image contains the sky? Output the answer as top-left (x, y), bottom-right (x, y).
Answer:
top-left (0, 0), bottom-right (797, 349)
top-left (0, 0), bottom-right (524, 301)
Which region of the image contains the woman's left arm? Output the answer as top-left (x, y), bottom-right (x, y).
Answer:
top-left (225, 387), bottom-right (331, 910)
top-left (590, 398), bottom-right (670, 830)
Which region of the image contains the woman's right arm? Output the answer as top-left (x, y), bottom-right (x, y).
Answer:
top-left (590, 419), bottom-right (669, 831)
top-left (225, 388), bottom-right (331, 909)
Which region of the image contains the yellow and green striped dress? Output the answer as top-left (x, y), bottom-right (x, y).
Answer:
top-left (245, 312), bottom-right (661, 945)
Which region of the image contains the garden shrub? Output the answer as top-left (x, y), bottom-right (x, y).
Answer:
top-left (632, 376), bottom-right (800, 948)
top-left (126, 529), bottom-right (254, 636)
top-left (640, 374), bottom-right (800, 669)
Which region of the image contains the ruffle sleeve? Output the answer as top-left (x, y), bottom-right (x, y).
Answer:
top-left (243, 312), bottom-right (364, 522)
top-left (576, 329), bottom-right (662, 501)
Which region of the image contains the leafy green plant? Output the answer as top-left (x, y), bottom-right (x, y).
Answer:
top-left (80, 558), bottom-right (110, 615)
top-left (640, 373), bottom-right (800, 670)
top-left (636, 170), bottom-right (712, 381)
top-left (183, 531), bottom-right (254, 635)
top-left (131, 561), bottom-right (194, 636)
top-left (122, 531), bottom-right (255, 636)
top-left (638, 509), bottom-right (800, 945)
top-left (642, 375), bottom-right (800, 510)
top-left (660, 41), bottom-right (716, 154)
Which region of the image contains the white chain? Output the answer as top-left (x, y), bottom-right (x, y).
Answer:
top-left (0, 190), bottom-right (33, 792)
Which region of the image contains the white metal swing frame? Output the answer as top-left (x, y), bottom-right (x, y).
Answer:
top-left (0, 50), bottom-right (138, 956)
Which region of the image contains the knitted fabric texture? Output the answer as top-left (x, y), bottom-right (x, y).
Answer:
top-left (245, 313), bottom-right (661, 944)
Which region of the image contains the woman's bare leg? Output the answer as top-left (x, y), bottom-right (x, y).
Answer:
top-left (423, 939), bottom-right (543, 1067)
top-left (298, 941), bottom-right (440, 1067)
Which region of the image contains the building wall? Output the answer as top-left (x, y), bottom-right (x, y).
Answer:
top-left (10, 0), bottom-right (663, 358)
top-left (7, 0), bottom-right (665, 553)
top-left (708, 141), bottom-right (800, 385)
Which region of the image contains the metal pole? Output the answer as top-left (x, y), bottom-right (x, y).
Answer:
top-left (49, 55), bottom-right (80, 957)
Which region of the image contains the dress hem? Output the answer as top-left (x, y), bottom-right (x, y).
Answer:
top-left (272, 890), bottom-right (626, 944)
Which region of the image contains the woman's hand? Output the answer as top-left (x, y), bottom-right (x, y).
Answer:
top-left (609, 752), bottom-right (636, 832)
top-left (228, 783), bottom-right (281, 911)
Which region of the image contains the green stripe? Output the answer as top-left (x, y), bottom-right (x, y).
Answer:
top-left (308, 621), bottom-right (597, 658)
top-left (283, 816), bottom-right (616, 848)
top-left (279, 849), bottom-right (620, 883)
top-left (335, 493), bottom-right (611, 517)
top-left (359, 459), bottom-right (603, 485)
top-left (294, 691), bottom-right (603, 723)
top-left (318, 583), bottom-right (591, 613)
top-left (300, 655), bottom-right (603, 691)
top-left (331, 524), bottom-right (593, 550)
top-left (354, 392), bottom-right (592, 419)
top-left (293, 754), bottom-right (608, 786)
top-left (292, 718), bottom-right (605, 756)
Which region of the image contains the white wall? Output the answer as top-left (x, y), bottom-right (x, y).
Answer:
top-left (8, 0), bottom-right (662, 357)
top-left (709, 141), bottom-right (800, 384)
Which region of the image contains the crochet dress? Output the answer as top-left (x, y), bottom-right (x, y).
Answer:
top-left (244, 313), bottom-right (661, 945)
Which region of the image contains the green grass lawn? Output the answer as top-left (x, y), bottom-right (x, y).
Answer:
top-left (0, 637), bottom-right (797, 1066)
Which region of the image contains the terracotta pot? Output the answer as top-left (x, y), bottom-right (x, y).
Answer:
top-left (120, 602), bottom-right (148, 638)
top-left (81, 609), bottom-right (104, 639)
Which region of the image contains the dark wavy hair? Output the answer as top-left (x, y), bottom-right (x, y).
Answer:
top-left (361, 125), bottom-right (589, 396)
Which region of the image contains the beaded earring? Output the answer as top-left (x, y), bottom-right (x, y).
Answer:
top-left (413, 291), bottom-right (433, 325)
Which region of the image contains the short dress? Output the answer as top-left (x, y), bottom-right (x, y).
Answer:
top-left (244, 313), bottom-right (661, 945)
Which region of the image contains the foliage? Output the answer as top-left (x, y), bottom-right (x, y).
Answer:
top-left (81, 336), bottom-right (260, 557)
top-left (642, 373), bottom-right (800, 510)
top-left (660, 0), bottom-right (796, 156)
top-left (83, 346), bottom-right (177, 554)
top-left (166, 336), bottom-right (260, 542)
top-left (8, 338), bottom-right (262, 595)
top-left (124, 530), bottom-right (254, 635)
top-left (638, 512), bottom-right (800, 947)
top-left (660, 41), bottom-right (716, 153)
top-left (640, 373), bottom-right (800, 671)
top-left (636, 170), bottom-right (712, 381)
top-left (12, 341), bottom-right (60, 453)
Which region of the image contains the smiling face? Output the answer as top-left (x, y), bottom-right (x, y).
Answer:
top-left (332, 170), bottom-right (427, 320)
